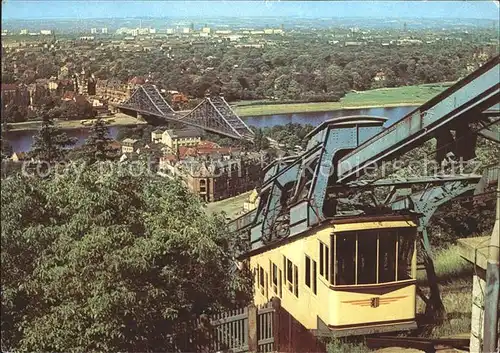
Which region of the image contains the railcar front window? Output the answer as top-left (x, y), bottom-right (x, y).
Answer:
top-left (334, 227), bottom-right (416, 286)
top-left (357, 232), bottom-right (377, 284)
top-left (398, 231), bottom-right (415, 280)
top-left (335, 234), bottom-right (356, 285)
top-left (379, 231), bottom-right (397, 283)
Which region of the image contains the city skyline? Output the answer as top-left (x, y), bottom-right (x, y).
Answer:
top-left (2, 1), bottom-right (499, 20)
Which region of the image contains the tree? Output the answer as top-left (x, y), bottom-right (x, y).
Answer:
top-left (1, 128), bottom-right (13, 160)
top-left (1, 165), bottom-right (251, 352)
top-left (253, 128), bottom-right (270, 151)
top-left (81, 117), bottom-right (117, 163)
top-left (29, 113), bottom-right (77, 164)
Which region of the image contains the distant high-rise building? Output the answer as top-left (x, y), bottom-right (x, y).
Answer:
top-left (90, 28), bottom-right (97, 34)
top-left (404, 22), bottom-right (408, 32)
top-left (101, 27), bottom-right (108, 34)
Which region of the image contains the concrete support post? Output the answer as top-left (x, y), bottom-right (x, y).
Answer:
top-left (483, 175), bottom-right (500, 353)
top-left (248, 303), bottom-right (258, 353)
top-left (471, 273), bottom-right (486, 353)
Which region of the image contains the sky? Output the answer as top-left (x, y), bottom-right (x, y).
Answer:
top-left (2, 1), bottom-right (499, 20)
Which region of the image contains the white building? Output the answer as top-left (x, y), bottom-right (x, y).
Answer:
top-left (101, 27), bottom-right (108, 34)
top-left (20, 29), bottom-right (28, 35)
top-left (166, 28), bottom-right (174, 34)
top-left (151, 129), bottom-right (164, 143)
top-left (40, 30), bottom-right (52, 35)
top-left (202, 27), bottom-right (211, 34)
top-left (149, 28), bottom-right (156, 34)
top-left (182, 28), bottom-right (191, 34)
top-left (90, 28), bottom-right (97, 34)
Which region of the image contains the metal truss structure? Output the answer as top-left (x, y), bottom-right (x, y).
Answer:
top-left (239, 55), bottom-right (499, 250)
top-left (229, 55), bottom-right (500, 318)
top-left (178, 96), bottom-right (254, 140)
top-left (118, 85), bottom-right (254, 140)
top-left (121, 83), bottom-right (175, 116)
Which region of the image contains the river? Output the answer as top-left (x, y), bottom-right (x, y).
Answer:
top-left (5, 106), bottom-right (416, 153)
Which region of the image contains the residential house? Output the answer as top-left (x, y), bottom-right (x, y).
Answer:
top-left (1, 83), bottom-right (30, 111)
top-left (121, 138), bottom-right (140, 154)
top-left (374, 71), bottom-right (387, 82)
top-left (95, 78), bottom-right (130, 103)
top-left (161, 128), bottom-right (203, 151)
top-left (151, 129), bottom-right (163, 143)
top-left (159, 152), bottom-right (262, 202)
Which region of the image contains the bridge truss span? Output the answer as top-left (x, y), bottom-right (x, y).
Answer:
top-left (117, 85), bottom-right (254, 140)
top-left (120, 83), bottom-right (175, 116)
top-left (178, 96), bottom-right (255, 140)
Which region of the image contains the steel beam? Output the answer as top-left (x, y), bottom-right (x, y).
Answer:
top-left (338, 56), bottom-right (500, 182)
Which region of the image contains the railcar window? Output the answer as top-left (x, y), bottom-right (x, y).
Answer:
top-left (398, 231), bottom-right (415, 280)
top-left (333, 228), bottom-right (415, 286)
top-left (305, 255), bottom-right (311, 288)
top-left (312, 259), bottom-right (317, 294)
top-left (319, 241), bottom-right (330, 281)
top-left (319, 243), bottom-right (324, 276)
top-left (335, 234), bottom-right (356, 285)
top-left (287, 258), bottom-right (293, 292)
top-left (379, 231), bottom-right (397, 283)
top-left (294, 265), bottom-right (299, 297)
top-left (283, 255), bottom-right (286, 284)
top-left (357, 232), bottom-right (377, 284)
top-left (279, 270), bottom-right (283, 298)
top-left (271, 262), bottom-right (278, 294)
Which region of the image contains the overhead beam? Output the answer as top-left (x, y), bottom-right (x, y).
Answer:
top-left (337, 56), bottom-right (500, 182)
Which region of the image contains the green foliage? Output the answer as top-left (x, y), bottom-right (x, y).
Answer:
top-left (416, 244), bottom-right (473, 283)
top-left (253, 128), bottom-right (270, 151)
top-left (326, 338), bottom-right (369, 353)
top-left (29, 113), bottom-right (77, 163)
top-left (262, 123), bottom-right (314, 150)
top-left (1, 126), bottom-right (13, 159)
top-left (1, 164), bottom-right (251, 352)
top-left (81, 117), bottom-right (117, 163)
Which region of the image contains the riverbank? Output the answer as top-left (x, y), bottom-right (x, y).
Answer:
top-left (5, 82), bottom-right (453, 131)
top-left (234, 82), bottom-right (452, 117)
top-left (6, 113), bottom-right (146, 132)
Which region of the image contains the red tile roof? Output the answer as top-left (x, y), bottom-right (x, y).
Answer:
top-left (128, 76), bottom-right (145, 85)
top-left (198, 140), bottom-right (221, 149)
top-left (63, 91), bottom-right (76, 100)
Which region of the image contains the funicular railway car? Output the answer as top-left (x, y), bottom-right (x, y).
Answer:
top-left (233, 56), bottom-right (500, 341)
top-left (245, 214), bottom-right (418, 337)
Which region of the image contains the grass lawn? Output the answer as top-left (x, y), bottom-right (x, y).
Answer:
top-left (6, 113), bottom-right (145, 132)
top-left (233, 82), bottom-right (453, 117)
top-left (205, 191), bottom-right (252, 219)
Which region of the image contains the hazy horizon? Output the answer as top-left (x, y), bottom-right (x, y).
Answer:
top-left (2, 1), bottom-right (499, 21)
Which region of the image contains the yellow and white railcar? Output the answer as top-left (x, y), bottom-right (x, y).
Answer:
top-left (246, 214), bottom-right (418, 337)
